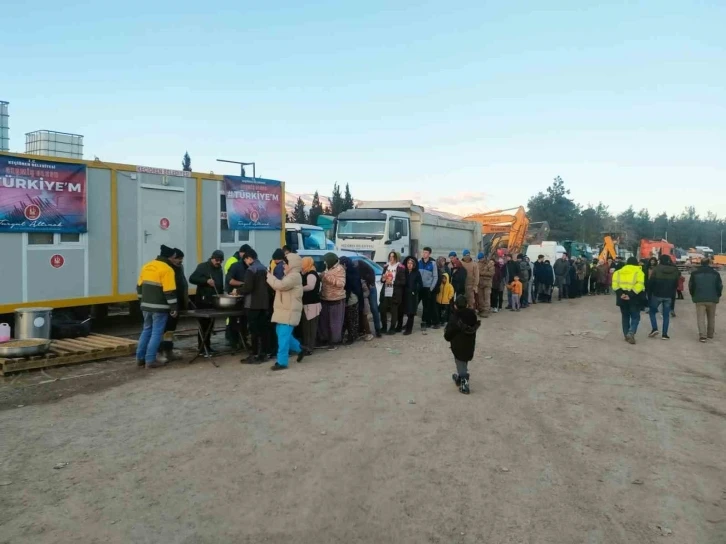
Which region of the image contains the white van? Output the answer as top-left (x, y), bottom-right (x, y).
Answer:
top-left (526, 241), bottom-right (567, 264)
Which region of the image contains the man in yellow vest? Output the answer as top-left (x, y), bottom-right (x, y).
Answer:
top-left (612, 257), bottom-right (645, 344)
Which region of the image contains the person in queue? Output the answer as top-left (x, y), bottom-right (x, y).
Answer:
top-left (225, 245), bottom-right (252, 350)
top-left (299, 257), bottom-right (322, 356)
top-left (460, 249), bottom-right (479, 309)
top-left (357, 258), bottom-right (382, 338)
top-left (239, 248), bottom-right (270, 364)
top-left (319, 252), bottom-right (346, 350)
top-left (224, 244), bottom-right (252, 346)
top-left (159, 247), bottom-right (188, 363)
top-left (516, 254), bottom-right (530, 307)
top-left (417, 247), bottom-right (439, 331)
top-left (450, 253), bottom-right (468, 299)
top-left (553, 253), bottom-right (570, 301)
top-left (647, 255), bottom-right (680, 340)
top-left (541, 259), bottom-right (555, 302)
top-left (477, 252), bottom-right (494, 317)
top-left (380, 251), bottom-right (406, 335)
top-left (266, 253), bottom-right (304, 371)
top-left (402, 256), bottom-right (423, 335)
top-left (491, 257), bottom-right (505, 312)
top-left (339, 256), bottom-right (362, 345)
top-left (189, 249), bottom-right (225, 354)
top-left (136, 244), bottom-right (178, 369)
top-left (612, 256), bottom-right (646, 345)
top-left (503, 254), bottom-right (519, 308)
top-left (436, 271), bottom-right (454, 325)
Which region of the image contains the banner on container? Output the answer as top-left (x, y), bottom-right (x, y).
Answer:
top-left (223, 176), bottom-right (282, 230)
top-left (0, 156), bottom-right (87, 233)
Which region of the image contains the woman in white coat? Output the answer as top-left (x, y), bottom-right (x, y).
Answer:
top-left (266, 253), bottom-right (304, 371)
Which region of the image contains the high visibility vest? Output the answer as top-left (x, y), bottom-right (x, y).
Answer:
top-left (224, 255), bottom-right (239, 274)
top-left (612, 265), bottom-right (645, 294)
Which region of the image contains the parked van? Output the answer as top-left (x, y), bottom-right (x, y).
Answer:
top-left (526, 241), bottom-right (567, 264)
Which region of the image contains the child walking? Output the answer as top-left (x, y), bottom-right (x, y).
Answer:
top-left (509, 275), bottom-right (523, 311)
top-left (436, 272), bottom-right (455, 325)
top-left (444, 295), bottom-right (481, 394)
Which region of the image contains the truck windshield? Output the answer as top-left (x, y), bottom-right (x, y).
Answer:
top-left (301, 229), bottom-right (327, 250)
top-left (337, 220), bottom-right (385, 239)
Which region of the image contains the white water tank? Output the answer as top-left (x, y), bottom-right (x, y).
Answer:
top-left (25, 130), bottom-right (84, 158)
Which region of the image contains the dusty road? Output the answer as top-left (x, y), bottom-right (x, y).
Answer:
top-left (1, 293), bottom-right (725, 544)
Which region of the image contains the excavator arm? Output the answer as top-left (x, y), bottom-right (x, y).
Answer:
top-left (465, 206), bottom-right (529, 256)
top-left (598, 236), bottom-right (618, 261)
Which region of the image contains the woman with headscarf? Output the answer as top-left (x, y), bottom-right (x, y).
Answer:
top-left (319, 252), bottom-right (346, 350)
top-left (299, 257), bottom-right (321, 356)
top-left (380, 251), bottom-right (406, 335)
top-left (339, 256), bottom-right (363, 345)
top-left (490, 257), bottom-right (505, 313)
top-left (402, 256), bottom-right (423, 335)
top-left (266, 253), bottom-right (304, 370)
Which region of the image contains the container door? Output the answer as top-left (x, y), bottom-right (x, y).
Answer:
top-left (140, 187), bottom-right (186, 264)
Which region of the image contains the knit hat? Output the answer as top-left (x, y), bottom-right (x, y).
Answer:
top-left (160, 245), bottom-right (175, 258)
top-left (462, 249), bottom-right (470, 256)
top-left (240, 244), bottom-right (253, 255)
top-left (324, 252), bottom-right (339, 269)
top-left (272, 248), bottom-right (285, 261)
top-left (211, 250), bottom-right (224, 260)
top-left (172, 248), bottom-right (184, 259)
top-left (448, 251), bottom-right (457, 258)
top-left (477, 252), bottom-right (484, 260)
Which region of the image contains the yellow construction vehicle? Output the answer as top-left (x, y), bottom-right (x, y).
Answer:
top-left (598, 234), bottom-right (619, 261)
top-left (464, 206), bottom-right (529, 256)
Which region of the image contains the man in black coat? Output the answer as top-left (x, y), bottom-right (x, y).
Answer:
top-left (504, 255), bottom-right (520, 308)
top-left (450, 256), bottom-right (468, 298)
top-left (159, 246), bottom-right (189, 361)
top-left (189, 249), bottom-right (225, 354)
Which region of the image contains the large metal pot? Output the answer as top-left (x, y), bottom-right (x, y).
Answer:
top-left (14, 308), bottom-right (53, 340)
top-left (213, 295), bottom-right (242, 309)
top-left (0, 338), bottom-right (52, 358)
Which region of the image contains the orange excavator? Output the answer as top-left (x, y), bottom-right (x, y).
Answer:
top-left (464, 206), bottom-right (529, 257)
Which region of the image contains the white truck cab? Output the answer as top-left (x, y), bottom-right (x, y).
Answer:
top-left (284, 223), bottom-right (328, 252)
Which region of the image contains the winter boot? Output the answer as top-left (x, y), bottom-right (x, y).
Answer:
top-left (452, 374), bottom-right (461, 387)
top-left (459, 374), bottom-right (470, 394)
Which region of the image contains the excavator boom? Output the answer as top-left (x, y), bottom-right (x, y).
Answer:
top-left (464, 206), bottom-right (529, 256)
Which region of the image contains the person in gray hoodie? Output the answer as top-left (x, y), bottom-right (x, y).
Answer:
top-left (418, 246), bottom-right (439, 330)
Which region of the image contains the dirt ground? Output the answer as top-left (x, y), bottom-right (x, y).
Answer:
top-left (1, 293), bottom-right (725, 544)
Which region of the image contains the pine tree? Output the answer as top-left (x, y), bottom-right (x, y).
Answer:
top-left (331, 183), bottom-right (344, 216)
top-left (308, 191), bottom-right (324, 226)
top-left (182, 151), bottom-right (192, 172)
top-left (343, 183), bottom-right (354, 211)
top-left (291, 196), bottom-right (308, 224)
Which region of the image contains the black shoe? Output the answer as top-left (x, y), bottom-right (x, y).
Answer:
top-left (648, 329), bottom-right (659, 338)
top-left (296, 350), bottom-right (306, 362)
top-left (403, 330), bottom-right (413, 336)
top-left (662, 334), bottom-right (670, 340)
top-left (395, 326), bottom-right (403, 333)
top-left (137, 359), bottom-right (145, 367)
top-left (375, 331), bottom-right (383, 338)
top-left (270, 363), bottom-right (287, 371)
top-left (387, 329), bottom-right (397, 336)
top-left (345, 338), bottom-right (355, 346)
top-left (452, 373), bottom-right (461, 386)
top-left (432, 324), bottom-right (440, 330)
top-left (459, 378), bottom-right (470, 394)
top-left (505, 305), bottom-right (512, 310)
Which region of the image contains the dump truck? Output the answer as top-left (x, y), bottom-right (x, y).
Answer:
top-left (335, 200), bottom-right (482, 265)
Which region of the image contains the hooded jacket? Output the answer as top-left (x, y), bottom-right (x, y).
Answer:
top-left (436, 273), bottom-right (455, 304)
top-left (444, 307), bottom-right (481, 362)
top-left (647, 262), bottom-right (681, 299)
top-left (517, 259), bottom-right (531, 283)
top-left (267, 253), bottom-right (303, 326)
top-left (418, 257), bottom-right (438, 290)
top-left (688, 264), bottom-right (723, 304)
top-left (403, 257), bottom-right (424, 315)
top-left (460, 256), bottom-right (479, 292)
top-left (321, 262), bottom-right (346, 302)
top-left (478, 259), bottom-right (495, 288)
top-left (240, 259), bottom-right (269, 310)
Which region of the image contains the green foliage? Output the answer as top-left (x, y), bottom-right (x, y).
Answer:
top-left (343, 183), bottom-right (355, 211)
top-left (527, 176), bottom-right (725, 252)
top-left (308, 191), bottom-right (324, 226)
top-left (330, 183), bottom-right (345, 216)
top-left (291, 196), bottom-right (308, 224)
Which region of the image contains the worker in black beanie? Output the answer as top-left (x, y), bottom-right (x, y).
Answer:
top-left (159, 247), bottom-right (189, 362)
